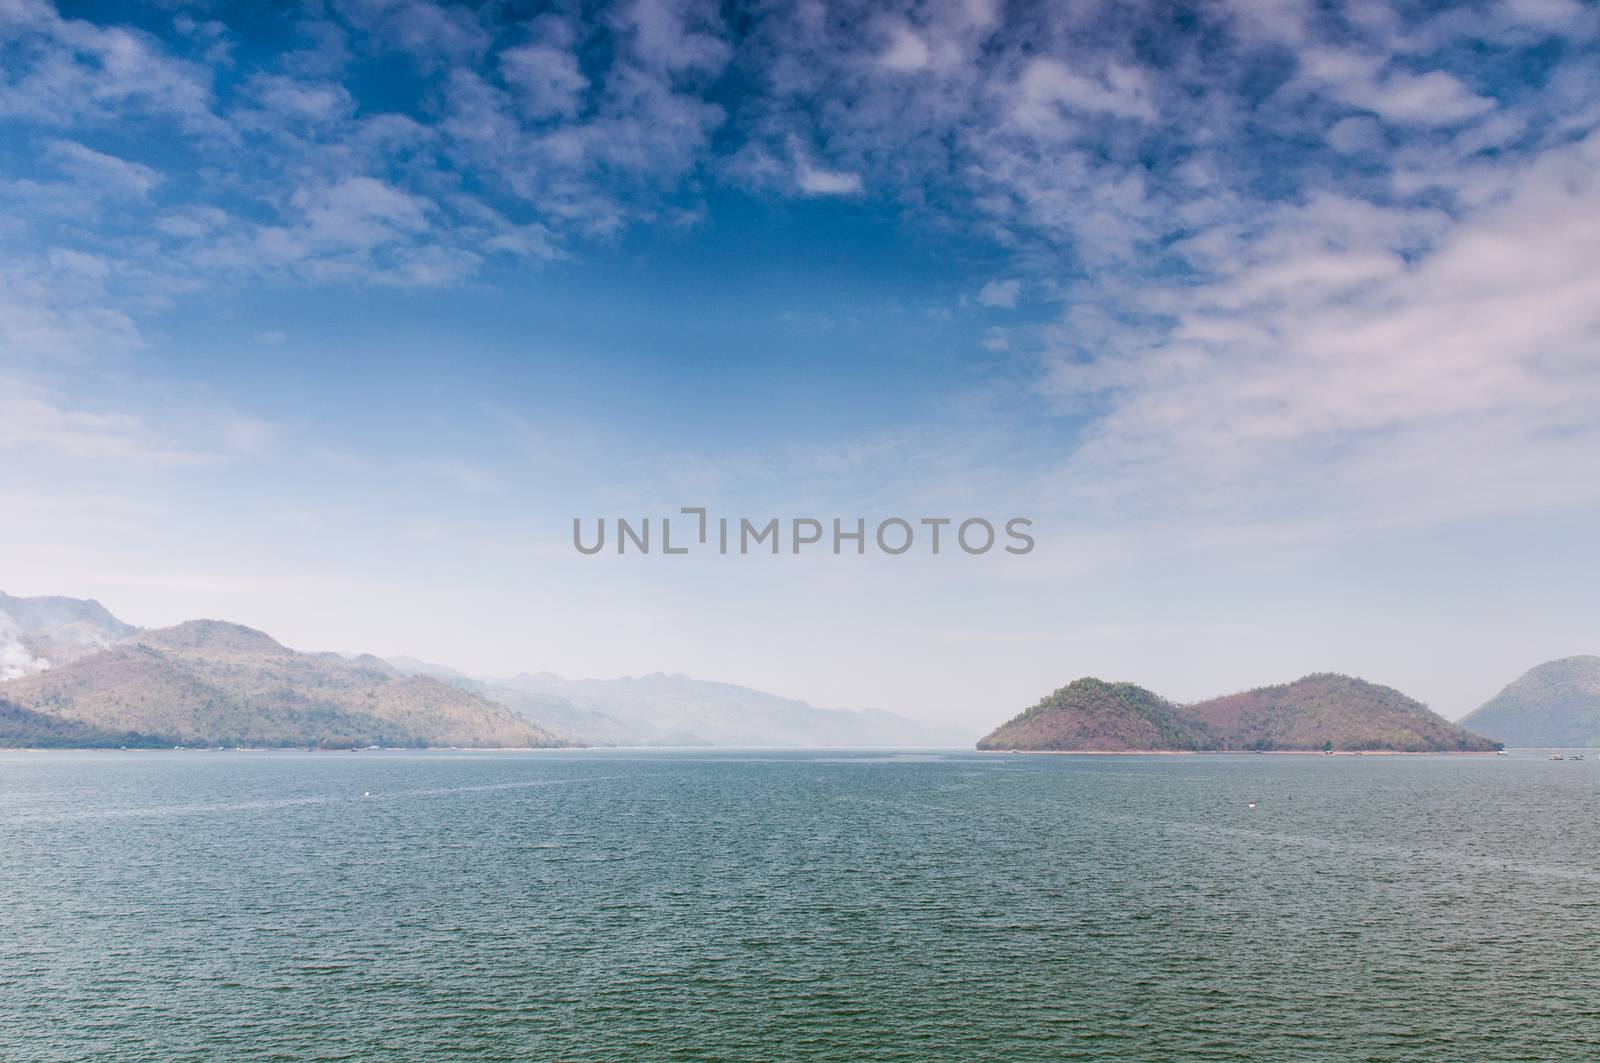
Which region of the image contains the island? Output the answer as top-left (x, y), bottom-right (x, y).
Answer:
top-left (977, 674), bottom-right (1502, 753)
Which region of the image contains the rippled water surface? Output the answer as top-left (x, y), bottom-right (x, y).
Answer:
top-left (3, 749), bottom-right (1598, 1060)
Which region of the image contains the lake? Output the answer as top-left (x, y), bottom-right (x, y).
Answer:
top-left (2, 749), bottom-right (1596, 1060)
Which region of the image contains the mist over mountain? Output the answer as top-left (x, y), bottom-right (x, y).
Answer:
top-left (1461, 656), bottom-right (1600, 748)
top-left (0, 591), bottom-right (139, 680)
top-left (391, 660), bottom-right (975, 748)
top-left (980, 674), bottom-right (1499, 753)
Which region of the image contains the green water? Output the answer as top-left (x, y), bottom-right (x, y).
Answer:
top-left (2, 749), bottom-right (1597, 1060)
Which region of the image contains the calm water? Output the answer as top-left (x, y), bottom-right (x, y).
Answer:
top-left (2, 749), bottom-right (1598, 1061)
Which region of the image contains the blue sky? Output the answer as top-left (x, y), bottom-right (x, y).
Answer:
top-left (4, 0), bottom-right (1600, 727)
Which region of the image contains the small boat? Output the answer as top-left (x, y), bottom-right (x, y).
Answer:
top-left (1496, 750), bottom-right (1509, 756)
top-left (1550, 754), bottom-right (1565, 761)
top-left (1572, 754), bottom-right (1586, 761)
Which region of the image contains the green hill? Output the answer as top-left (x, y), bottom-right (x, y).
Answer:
top-left (1461, 656), bottom-right (1600, 748)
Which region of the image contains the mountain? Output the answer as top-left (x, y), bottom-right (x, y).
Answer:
top-left (1460, 656), bottom-right (1600, 748)
top-left (392, 661), bottom-right (974, 748)
top-left (1, 620), bottom-right (563, 749)
top-left (1186, 673), bottom-right (1499, 752)
top-left (0, 591), bottom-right (968, 749)
top-left (0, 591), bottom-right (139, 680)
top-left (488, 671), bottom-right (975, 748)
top-left (391, 661), bottom-right (649, 745)
top-left (979, 673), bottom-right (1499, 753)
top-left (977, 678), bottom-right (1210, 752)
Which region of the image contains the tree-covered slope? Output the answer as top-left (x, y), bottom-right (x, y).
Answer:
top-left (1186, 673), bottom-right (1499, 752)
top-left (977, 678), bottom-right (1212, 751)
top-left (0, 697), bottom-right (169, 749)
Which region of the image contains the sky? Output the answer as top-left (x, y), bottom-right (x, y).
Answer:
top-left (3, 0), bottom-right (1600, 729)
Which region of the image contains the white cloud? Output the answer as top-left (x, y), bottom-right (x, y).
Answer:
top-left (0, 384), bottom-right (209, 467)
top-left (1038, 130), bottom-right (1600, 532)
top-left (0, 371), bottom-right (278, 469)
top-left (242, 75), bottom-right (355, 127)
top-left (500, 34), bottom-right (588, 120)
top-left (294, 177), bottom-right (431, 249)
top-left (616, 0), bottom-right (731, 74)
top-left (796, 160), bottom-right (864, 196)
top-left (335, 0), bottom-right (491, 64)
top-left (1326, 115), bottom-right (1384, 154)
top-left (44, 140), bottom-right (161, 197)
top-left (1297, 49), bottom-right (1495, 126)
top-left (976, 279), bottom-right (1020, 308)
top-left (0, 0), bottom-right (220, 132)
top-left (1012, 58), bottom-right (1158, 127)
top-left (878, 24), bottom-right (931, 72)
top-left (3, 0), bottom-right (1598, 556)
top-left (0, 257), bottom-right (139, 366)
top-left (1500, 0), bottom-right (1591, 30)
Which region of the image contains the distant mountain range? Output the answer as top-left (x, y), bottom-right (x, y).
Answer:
top-left (10, 590), bottom-right (1593, 753)
top-left (979, 674), bottom-right (1501, 753)
top-left (0, 592), bottom-right (970, 749)
top-left (388, 658), bottom-right (975, 748)
top-left (1460, 656), bottom-right (1600, 748)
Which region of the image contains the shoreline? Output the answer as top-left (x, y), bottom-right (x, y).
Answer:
top-left (976, 748), bottom-right (1504, 756)
top-left (1, 746), bottom-right (1516, 756)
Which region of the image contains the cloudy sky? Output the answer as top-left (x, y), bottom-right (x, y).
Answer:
top-left (3, 0), bottom-right (1599, 728)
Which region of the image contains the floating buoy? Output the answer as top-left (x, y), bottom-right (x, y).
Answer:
top-left (363, 791), bottom-right (370, 798)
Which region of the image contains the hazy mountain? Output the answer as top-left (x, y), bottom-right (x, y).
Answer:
top-left (2, 620), bottom-right (563, 749)
top-left (392, 662), bottom-right (974, 748)
top-left (492, 671), bottom-right (974, 748)
top-left (1460, 656), bottom-right (1600, 748)
top-left (0, 591), bottom-right (139, 680)
top-left (389, 659), bottom-right (649, 745)
top-left (979, 673), bottom-right (1499, 753)
top-left (977, 678), bottom-right (1210, 752)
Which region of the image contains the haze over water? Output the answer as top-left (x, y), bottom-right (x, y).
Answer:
top-left (3, 750), bottom-right (1596, 1060)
